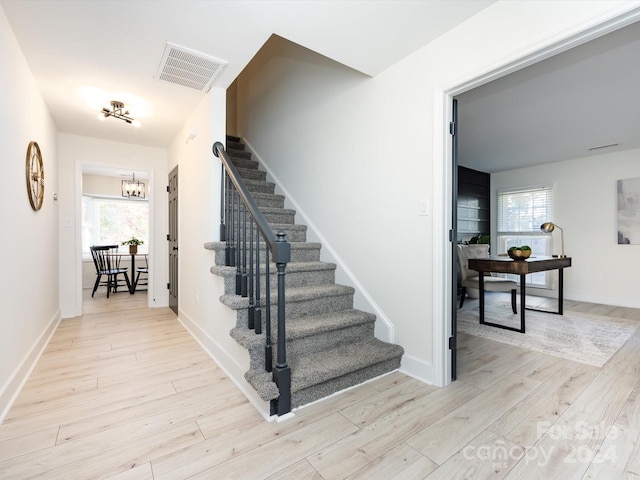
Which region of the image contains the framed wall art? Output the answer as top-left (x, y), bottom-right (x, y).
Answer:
top-left (617, 177), bottom-right (640, 244)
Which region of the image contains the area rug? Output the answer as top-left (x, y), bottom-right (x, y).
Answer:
top-left (457, 304), bottom-right (639, 367)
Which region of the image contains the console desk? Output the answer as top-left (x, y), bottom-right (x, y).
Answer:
top-left (468, 256), bottom-right (572, 333)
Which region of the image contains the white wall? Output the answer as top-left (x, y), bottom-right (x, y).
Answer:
top-left (168, 90), bottom-right (271, 417)
top-left (58, 134), bottom-right (168, 317)
top-left (0, 7), bottom-right (59, 421)
top-left (82, 173), bottom-right (124, 196)
top-left (234, 1), bottom-right (640, 385)
top-left (492, 148), bottom-right (640, 308)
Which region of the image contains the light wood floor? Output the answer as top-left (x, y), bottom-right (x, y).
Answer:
top-left (1, 291), bottom-right (640, 479)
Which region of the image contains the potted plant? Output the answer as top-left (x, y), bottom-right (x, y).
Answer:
top-left (122, 237), bottom-right (143, 254)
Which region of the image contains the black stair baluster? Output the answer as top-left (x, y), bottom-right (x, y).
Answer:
top-left (225, 178), bottom-right (235, 267)
top-left (248, 219), bottom-right (255, 329)
top-left (241, 203), bottom-right (248, 297)
top-left (235, 190), bottom-right (242, 294)
top-left (220, 164), bottom-right (226, 242)
top-left (255, 232), bottom-right (262, 335)
top-left (264, 244), bottom-right (271, 370)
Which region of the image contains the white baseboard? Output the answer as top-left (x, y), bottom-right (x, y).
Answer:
top-left (0, 310), bottom-right (61, 424)
top-left (566, 292), bottom-right (640, 310)
top-left (176, 310), bottom-right (273, 420)
top-left (399, 353), bottom-right (442, 387)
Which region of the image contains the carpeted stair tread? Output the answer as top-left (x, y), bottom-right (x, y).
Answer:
top-left (227, 148), bottom-right (252, 159)
top-left (211, 260), bottom-right (335, 277)
top-left (231, 309), bottom-right (375, 349)
top-left (243, 370), bottom-right (279, 401)
top-left (226, 139), bottom-right (244, 150)
top-left (289, 338), bottom-right (404, 392)
top-left (211, 260), bottom-right (336, 290)
top-left (230, 157), bottom-right (259, 170)
top-left (220, 284), bottom-right (355, 311)
top-left (286, 309), bottom-right (376, 339)
top-left (251, 192), bottom-right (285, 208)
top-left (206, 240), bottom-right (320, 252)
top-left (236, 166), bottom-right (266, 181)
top-left (205, 241), bottom-right (320, 263)
top-left (238, 336), bottom-right (402, 403)
top-left (268, 223), bottom-right (307, 233)
top-left (234, 205), bottom-right (295, 217)
top-left (243, 178), bottom-right (276, 194)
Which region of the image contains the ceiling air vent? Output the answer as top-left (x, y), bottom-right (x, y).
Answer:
top-left (154, 42), bottom-right (227, 92)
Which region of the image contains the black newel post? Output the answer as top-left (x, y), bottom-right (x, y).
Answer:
top-left (271, 231), bottom-right (291, 415)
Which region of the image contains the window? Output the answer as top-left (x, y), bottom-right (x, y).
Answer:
top-left (82, 195), bottom-right (149, 255)
top-left (497, 186), bottom-right (553, 288)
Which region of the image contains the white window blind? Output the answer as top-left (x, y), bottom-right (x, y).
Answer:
top-left (497, 187), bottom-right (553, 234)
top-left (496, 186), bottom-right (553, 288)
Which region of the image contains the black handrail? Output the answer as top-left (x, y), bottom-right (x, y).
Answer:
top-left (213, 141), bottom-right (291, 416)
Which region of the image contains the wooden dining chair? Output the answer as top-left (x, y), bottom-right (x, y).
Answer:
top-left (134, 254), bottom-right (148, 292)
top-left (90, 245), bottom-right (132, 298)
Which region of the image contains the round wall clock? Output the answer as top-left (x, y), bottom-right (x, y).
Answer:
top-left (26, 141), bottom-right (44, 211)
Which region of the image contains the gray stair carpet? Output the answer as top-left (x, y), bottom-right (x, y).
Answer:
top-left (206, 135), bottom-right (404, 410)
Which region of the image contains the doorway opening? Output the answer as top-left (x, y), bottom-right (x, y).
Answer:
top-left (439, 9), bottom-right (640, 383)
top-left (79, 164), bottom-right (152, 308)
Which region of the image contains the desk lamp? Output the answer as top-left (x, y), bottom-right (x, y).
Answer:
top-left (540, 222), bottom-right (566, 258)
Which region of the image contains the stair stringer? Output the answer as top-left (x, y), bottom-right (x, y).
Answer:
top-left (242, 138), bottom-right (395, 343)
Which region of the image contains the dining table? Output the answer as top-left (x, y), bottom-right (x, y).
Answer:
top-left (110, 252), bottom-right (147, 294)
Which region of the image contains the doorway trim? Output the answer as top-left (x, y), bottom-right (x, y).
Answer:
top-left (433, 6), bottom-right (640, 385)
top-left (74, 160), bottom-right (155, 315)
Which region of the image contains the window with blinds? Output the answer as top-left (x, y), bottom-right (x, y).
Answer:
top-left (497, 187), bottom-right (553, 233)
top-left (496, 186), bottom-right (553, 288)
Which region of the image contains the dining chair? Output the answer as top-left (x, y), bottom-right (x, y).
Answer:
top-left (134, 254), bottom-right (148, 292)
top-left (106, 244), bottom-right (130, 293)
top-left (457, 244), bottom-right (517, 313)
top-left (90, 245), bottom-right (132, 298)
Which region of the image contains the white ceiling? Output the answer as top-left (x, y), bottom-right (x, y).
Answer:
top-left (456, 18), bottom-right (640, 173)
top-left (4, 1), bottom-right (638, 173)
top-left (1, 0), bottom-right (492, 149)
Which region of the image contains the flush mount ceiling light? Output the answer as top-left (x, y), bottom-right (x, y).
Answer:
top-left (122, 172), bottom-right (145, 199)
top-left (98, 100), bottom-right (141, 127)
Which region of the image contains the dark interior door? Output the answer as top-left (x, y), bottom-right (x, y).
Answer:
top-left (168, 166), bottom-right (178, 315)
top-left (450, 98), bottom-right (459, 381)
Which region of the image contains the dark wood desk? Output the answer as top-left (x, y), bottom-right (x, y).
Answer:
top-left (468, 256), bottom-right (572, 333)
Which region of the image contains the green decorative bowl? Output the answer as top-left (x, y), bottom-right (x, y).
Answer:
top-left (508, 248), bottom-right (532, 261)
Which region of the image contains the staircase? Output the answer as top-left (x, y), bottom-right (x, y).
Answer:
top-left (206, 135), bottom-right (404, 412)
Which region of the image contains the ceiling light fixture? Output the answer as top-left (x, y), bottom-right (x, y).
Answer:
top-left (122, 172), bottom-right (145, 199)
top-left (98, 100), bottom-right (141, 127)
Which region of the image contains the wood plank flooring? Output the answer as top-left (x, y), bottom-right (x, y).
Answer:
top-left (1, 290), bottom-right (640, 479)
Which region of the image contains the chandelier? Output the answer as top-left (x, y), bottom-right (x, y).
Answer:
top-left (122, 172), bottom-right (145, 199)
top-left (99, 100), bottom-right (140, 127)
